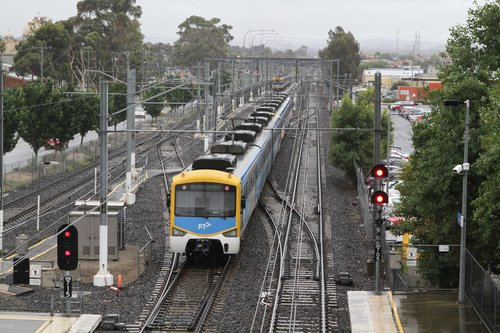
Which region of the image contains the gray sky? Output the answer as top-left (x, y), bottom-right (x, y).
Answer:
top-left (0, 0), bottom-right (487, 52)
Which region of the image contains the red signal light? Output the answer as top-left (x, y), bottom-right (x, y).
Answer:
top-left (371, 191), bottom-right (388, 204)
top-left (57, 224), bottom-right (78, 271)
top-left (370, 163), bottom-right (388, 178)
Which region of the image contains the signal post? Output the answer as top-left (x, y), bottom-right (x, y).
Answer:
top-left (57, 224), bottom-right (78, 314)
top-left (370, 163), bottom-right (389, 295)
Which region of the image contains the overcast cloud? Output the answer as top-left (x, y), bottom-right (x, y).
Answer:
top-left (0, 0), bottom-right (489, 52)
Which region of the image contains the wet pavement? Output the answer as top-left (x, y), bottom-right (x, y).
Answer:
top-left (394, 292), bottom-right (489, 333)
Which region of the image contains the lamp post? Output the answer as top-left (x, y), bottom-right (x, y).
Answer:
top-left (444, 99), bottom-right (470, 303)
top-left (251, 32), bottom-right (279, 48)
top-left (243, 29), bottom-right (274, 49)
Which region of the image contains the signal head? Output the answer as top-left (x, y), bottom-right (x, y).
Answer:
top-left (371, 163), bottom-right (388, 178)
top-left (371, 190), bottom-right (388, 204)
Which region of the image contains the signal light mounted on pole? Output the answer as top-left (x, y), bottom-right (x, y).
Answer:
top-left (371, 191), bottom-right (389, 204)
top-left (370, 163), bottom-right (389, 179)
top-left (370, 163), bottom-right (389, 205)
top-left (57, 224), bottom-right (78, 271)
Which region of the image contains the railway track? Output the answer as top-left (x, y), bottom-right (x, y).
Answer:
top-left (251, 83), bottom-right (338, 332)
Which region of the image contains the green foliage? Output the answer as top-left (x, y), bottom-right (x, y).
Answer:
top-left (142, 87), bottom-right (164, 120)
top-left (2, 87), bottom-right (23, 153)
top-left (329, 90), bottom-right (391, 181)
top-left (68, 92), bottom-right (99, 143)
top-left (17, 81), bottom-right (64, 156)
top-left (173, 16), bottom-right (233, 67)
top-left (397, 0), bottom-right (500, 281)
top-left (319, 26), bottom-right (361, 77)
top-left (108, 82), bottom-right (127, 128)
top-left (0, 39), bottom-right (5, 53)
top-left (471, 81), bottom-right (500, 269)
top-left (14, 21), bottom-right (72, 82)
top-left (72, 0), bottom-right (144, 82)
top-left (360, 60), bottom-right (389, 71)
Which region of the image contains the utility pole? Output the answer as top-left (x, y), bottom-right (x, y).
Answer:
top-left (374, 72), bottom-right (382, 164)
top-left (125, 69), bottom-right (136, 204)
top-left (94, 80), bottom-right (113, 287)
top-left (458, 100), bottom-right (470, 303)
top-left (374, 72), bottom-right (382, 294)
top-left (204, 62), bottom-right (211, 151)
top-left (31, 46), bottom-right (51, 80)
top-left (0, 59), bottom-right (4, 253)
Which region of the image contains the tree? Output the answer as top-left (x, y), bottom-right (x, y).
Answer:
top-left (173, 16), bottom-right (233, 67)
top-left (70, 93), bottom-right (100, 143)
top-left (0, 39), bottom-right (5, 53)
top-left (14, 21), bottom-right (72, 83)
top-left (329, 90), bottom-right (390, 182)
top-left (2, 87), bottom-right (23, 153)
top-left (17, 81), bottom-right (64, 158)
top-left (74, 0), bottom-right (144, 79)
top-left (396, 0), bottom-right (500, 282)
top-left (319, 26), bottom-right (361, 78)
top-left (142, 87), bottom-right (164, 123)
top-left (108, 82), bottom-right (127, 129)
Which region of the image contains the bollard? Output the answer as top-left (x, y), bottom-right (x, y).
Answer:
top-left (117, 274), bottom-right (123, 289)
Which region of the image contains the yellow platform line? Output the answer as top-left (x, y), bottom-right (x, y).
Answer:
top-left (389, 291), bottom-right (405, 333)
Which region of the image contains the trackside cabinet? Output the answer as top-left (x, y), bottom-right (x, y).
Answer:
top-left (69, 201), bottom-right (124, 260)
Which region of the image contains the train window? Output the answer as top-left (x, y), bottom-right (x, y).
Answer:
top-left (175, 182), bottom-right (236, 217)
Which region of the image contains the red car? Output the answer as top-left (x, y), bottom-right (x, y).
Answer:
top-left (45, 138), bottom-right (69, 150)
top-left (390, 101), bottom-right (417, 111)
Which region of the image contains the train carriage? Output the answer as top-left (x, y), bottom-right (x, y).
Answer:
top-left (169, 94), bottom-right (294, 258)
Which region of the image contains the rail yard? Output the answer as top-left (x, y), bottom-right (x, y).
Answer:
top-left (0, 67), bottom-right (395, 332)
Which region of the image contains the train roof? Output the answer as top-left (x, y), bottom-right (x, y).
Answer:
top-left (224, 130), bottom-right (257, 142)
top-left (186, 96), bottom-right (293, 175)
top-left (210, 141), bottom-right (247, 154)
top-left (192, 154), bottom-right (236, 171)
top-left (243, 116), bottom-right (268, 125)
top-left (236, 123), bottom-right (263, 133)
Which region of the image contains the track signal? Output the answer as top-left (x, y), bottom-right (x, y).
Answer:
top-left (371, 163), bottom-right (389, 178)
top-left (371, 190), bottom-right (388, 205)
top-left (57, 224), bottom-right (78, 271)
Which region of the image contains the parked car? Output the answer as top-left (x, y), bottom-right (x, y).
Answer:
top-left (45, 138), bottom-right (69, 150)
top-left (400, 106), bottom-right (422, 119)
top-left (408, 109), bottom-right (431, 123)
top-left (390, 100), bottom-right (417, 111)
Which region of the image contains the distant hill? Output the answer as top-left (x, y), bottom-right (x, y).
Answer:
top-left (359, 38), bottom-right (446, 55)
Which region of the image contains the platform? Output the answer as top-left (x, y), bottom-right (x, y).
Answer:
top-left (348, 290), bottom-right (403, 333)
top-left (0, 312), bottom-right (101, 333)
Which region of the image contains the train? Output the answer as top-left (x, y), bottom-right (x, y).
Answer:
top-left (168, 92), bottom-right (294, 259)
top-left (271, 75), bottom-right (291, 91)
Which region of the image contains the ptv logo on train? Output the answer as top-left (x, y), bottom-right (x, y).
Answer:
top-left (198, 222), bottom-right (212, 230)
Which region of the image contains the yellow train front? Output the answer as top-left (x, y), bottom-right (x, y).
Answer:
top-left (169, 169), bottom-right (242, 256)
top-left (169, 93), bottom-right (294, 259)
top-left (271, 75), bottom-right (291, 91)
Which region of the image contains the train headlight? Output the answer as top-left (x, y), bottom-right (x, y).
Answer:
top-left (172, 228), bottom-right (187, 236)
top-left (223, 229), bottom-right (237, 237)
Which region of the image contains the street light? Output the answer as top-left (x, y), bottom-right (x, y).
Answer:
top-left (251, 32), bottom-right (279, 48)
top-left (243, 29), bottom-right (274, 49)
top-left (444, 99), bottom-right (470, 303)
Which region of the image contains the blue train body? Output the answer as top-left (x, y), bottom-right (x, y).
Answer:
top-left (169, 93), bottom-right (294, 257)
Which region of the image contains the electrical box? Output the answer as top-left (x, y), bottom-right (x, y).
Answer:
top-left (69, 201), bottom-right (125, 260)
top-left (388, 251), bottom-right (402, 270)
top-left (41, 268), bottom-right (56, 288)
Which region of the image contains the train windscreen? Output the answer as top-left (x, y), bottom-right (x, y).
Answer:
top-left (175, 182), bottom-right (236, 217)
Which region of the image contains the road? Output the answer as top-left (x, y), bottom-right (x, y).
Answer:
top-left (2, 120), bottom-right (138, 173)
